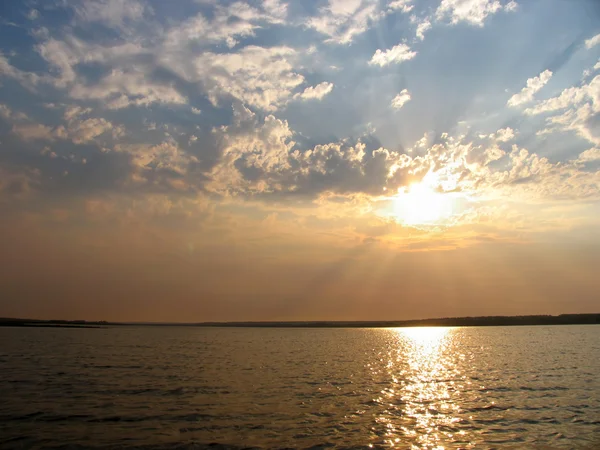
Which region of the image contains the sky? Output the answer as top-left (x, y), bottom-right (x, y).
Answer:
top-left (1, 0), bottom-right (599, 322)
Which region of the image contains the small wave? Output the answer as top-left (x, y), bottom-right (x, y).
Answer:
top-left (519, 386), bottom-right (569, 391)
top-left (464, 404), bottom-right (508, 412)
top-left (480, 386), bottom-right (514, 392)
top-left (0, 411), bottom-right (44, 421)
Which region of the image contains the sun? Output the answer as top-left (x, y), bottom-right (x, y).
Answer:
top-left (393, 181), bottom-right (454, 226)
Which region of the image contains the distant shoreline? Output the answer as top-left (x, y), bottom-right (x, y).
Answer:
top-left (1, 314), bottom-right (599, 329)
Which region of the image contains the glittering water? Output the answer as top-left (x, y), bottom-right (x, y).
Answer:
top-left (1, 326), bottom-right (599, 449)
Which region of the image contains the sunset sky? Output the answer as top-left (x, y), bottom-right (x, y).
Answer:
top-left (1, 0), bottom-right (599, 322)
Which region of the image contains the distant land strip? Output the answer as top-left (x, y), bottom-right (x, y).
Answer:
top-left (1, 314), bottom-right (599, 328)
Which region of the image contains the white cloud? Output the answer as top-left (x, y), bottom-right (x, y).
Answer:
top-left (208, 106), bottom-right (594, 205)
top-left (32, 35), bottom-right (191, 109)
top-left (507, 69), bottom-right (552, 107)
top-left (263, 0), bottom-right (288, 21)
top-left (117, 141), bottom-right (196, 177)
top-left (294, 82), bottom-right (334, 101)
top-left (391, 89), bottom-right (411, 109)
top-left (585, 33), bottom-right (600, 49)
top-left (5, 4), bottom-right (299, 112)
top-left (369, 43), bottom-right (416, 67)
top-left (207, 104), bottom-right (295, 193)
top-left (0, 52), bottom-right (42, 89)
top-left (36, 36), bottom-right (152, 91)
top-left (3, 4), bottom-right (311, 113)
top-left (69, 68), bottom-right (187, 109)
top-left (413, 137), bottom-right (600, 203)
top-left (415, 18), bottom-right (431, 40)
top-left (308, 0), bottom-right (382, 44)
top-left (0, 104), bottom-right (11, 119)
top-left (27, 9), bottom-right (40, 20)
top-left (73, 0), bottom-right (148, 28)
top-left (526, 75), bottom-right (600, 146)
top-left (192, 46), bottom-right (304, 111)
top-left (436, 0), bottom-right (516, 26)
top-left (12, 123), bottom-right (57, 141)
top-left (10, 105), bottom-right (120, 145)
top-left (191, 107), bottom-right (201, 115)
top-left (388, 0), bottom-right (413, 13)
top-left (0, 104), bottom-right (28, 121)
top-left (202, 102), bottom-right (426, 197)
top-left (64, 105), bottom-right (92, 121)
top-left (576, 148), bottom-right (600, 163)
top-left (524, 76), bottom-right (598, 116)
top-left (64, 117), bottom-right (116, 144)
top-left (163, 1), bottom-right (288, 50)
top-left (495, 127), bottom-right (515, 142)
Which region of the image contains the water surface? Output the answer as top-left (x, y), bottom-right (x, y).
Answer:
top-left (1, 325), bottom-right (599, 449)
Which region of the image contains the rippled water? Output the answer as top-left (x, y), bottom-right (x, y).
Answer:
top-left (1, 326), bottom-right (599, 449)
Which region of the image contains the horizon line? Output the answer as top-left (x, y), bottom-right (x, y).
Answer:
top-left (1, 313), bottom-right (599, 328)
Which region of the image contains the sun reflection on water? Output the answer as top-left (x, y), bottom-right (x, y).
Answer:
top-left (370, 327), bottom-right (469, 449)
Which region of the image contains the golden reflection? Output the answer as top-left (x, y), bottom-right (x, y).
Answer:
top-left (399, 327), bottom-right (450, 351)
top-left (370, 327), bottom-right (469, 449)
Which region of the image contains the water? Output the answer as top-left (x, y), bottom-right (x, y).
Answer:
top-left (1, 326), bottom-right (599, 449)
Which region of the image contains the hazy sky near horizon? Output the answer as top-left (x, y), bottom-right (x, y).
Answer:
top-left (1, 0), bottom-right (600, 321)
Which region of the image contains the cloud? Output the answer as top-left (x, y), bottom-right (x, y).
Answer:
top-left (388, 0), bottom-right (413, 13)
top-left (0, 104), bottom-right (28, 121)
top-left (436, 0), bottom-right (517, 26)
top-left (0, 3), bottom-right (319, 113)
top-left (526, 75), bottom-right (600, 146)
top-left (429, 138), bottom-right (600, 202)
top-left (263, 0), bottom-right (288, 21)
top-left (479, 127), bottom-right (516, 142)
top-left (495, 127), bottom-right (515, 142)
top-left (391, 89), bottom-right (411, 109)
top-left (64, 117), bottom-right (117, 144)
top-left (576, 148), bottom-right (600, 163)
top-left (162, 1), bottom-right (286, 50)
top-left (294, 82), bottom-right (334, 101)
top-left (8, 105), bottom-right (121, 145)
top-left (70, 69), bottom-right (187, 109)
top-left (204, 103), bottom-right (419, 198)
top-left (1, 1), bottom-right (598, 212)
top-left (369, 43), bottom-right (417, 67)
top-left (73, 0), bottom-right (148, 29)
top-left (0, 52), bottom-right (42, 89)
top-left (308, 0), bottom-right (382, 44)
top-left (32, 35), bottom-right (190, 111)
top-left (5, 3), bottom-right (303, 111)
top-left (202, 104), bottom-right (599, 205)
top-left (27, 9), bottom-right (40, 20)
top-left (585, 33), bottom-right (600, 49)
top-left (525, 75), bottom-right (599, 116)
top-left (192, 46), bottom-right (304, 111)
top-left (507, 69), bottom-right (553, 107)
top-left (0, 166), bottom-right (39, 200)
top-left (33, 37), bottom-right (188, 109)
top-left (415, 18), bottom-right (432, 40)
top-left (116, 141), bottom-right (197, 178)
top-left (11, 123), bottom-right (57, 141)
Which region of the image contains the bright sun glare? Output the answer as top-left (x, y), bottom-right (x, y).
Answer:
top-left (393, 181), bottom-right (454, 226)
